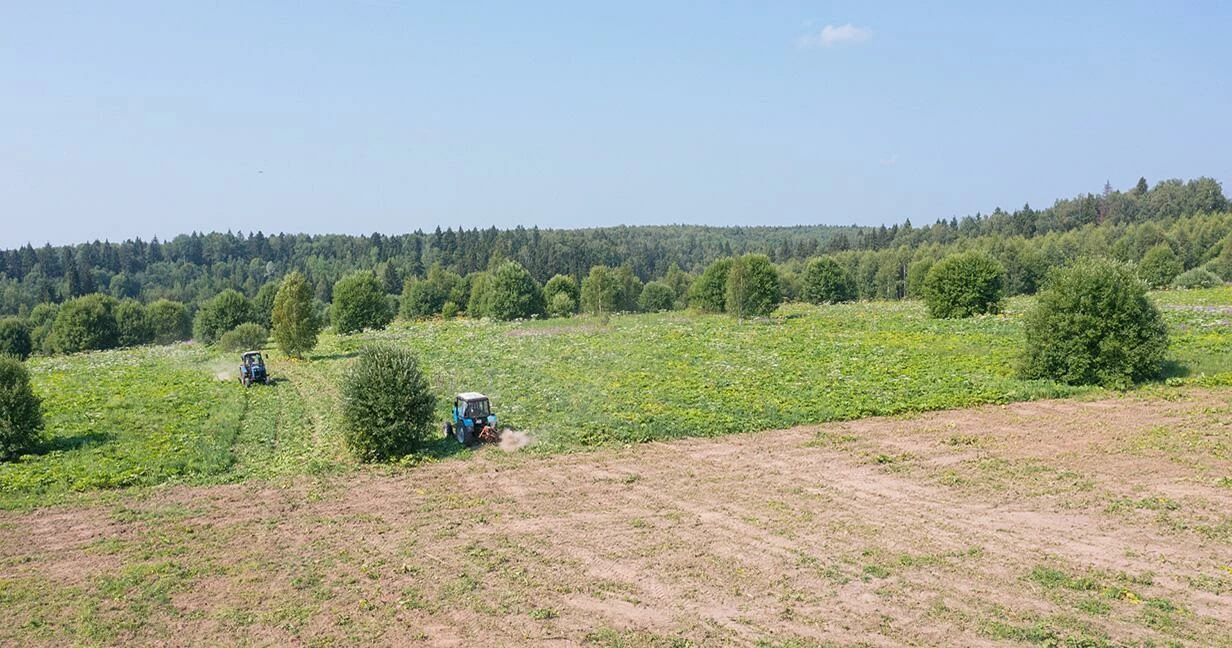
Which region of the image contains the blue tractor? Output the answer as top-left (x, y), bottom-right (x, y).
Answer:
top-left (444, 392), bottom-right (498, 445)
top-left (239, 351), bottom-right (270, 387)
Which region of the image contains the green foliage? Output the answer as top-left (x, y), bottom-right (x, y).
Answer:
top-left (543, 274), bottom-right (580, 317)
top-left (0, 318), bottom-right (32, 361)
top-left (50, 294), bottom-right (120, 354)
top-left (906, 259), bottom-right (933, 298)
top-left (0, 356), bottom-right (43, 460)
top-left (441, 300), bottom-right (460, 319)
top-left (340, 344), bottom-right (436, 462)
top-left (802, 256), bottom-right (857, 304)
top-left (331, 272), bottom-right (393, 334)
top-left (192, 289), bottom-right (255, 344)
top-left (581, 266), bottom-right (621, 315)
top-left (923, 252), bottom-right (1005, 318)
top-left (146, 300), bottom-right (191, 345)
top-left (271, 271), bottom-right (320, 358)
top-left (217, 323), bottom-right (269, 352)
top-left (661, 264), bottom-right (694, 309)
top-left (638, 281), bottom-right (677, 312)
top-left (689, 257), bottom-right (732, 312)
top-left (400, 265), bottom-right (462, 319)
top-left (1172, 268), bottom-right (1222, 290)
top-left (252, 281), bottom-right (280, 328)
top-left (467, 272), bottom-right (492, 317)
top-left (28, 303), bottom-right (58, 354)
top-left (724, 254), bottom-right (781, 318)
top-left (114, 300), bottom-right (153, 348)
top-left (1138, 243), bottom-right (1184, 289)
top-left (1021, 258), bottom-right (1169, 388)
top-left (482, 261), bottom-right (545, 321)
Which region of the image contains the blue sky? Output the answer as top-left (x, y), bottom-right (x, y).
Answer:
top-left (2, 1), bottom-right (1230, 247)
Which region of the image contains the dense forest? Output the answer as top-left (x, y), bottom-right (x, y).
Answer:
top-left (1, 176), bottom-right (1229, 322)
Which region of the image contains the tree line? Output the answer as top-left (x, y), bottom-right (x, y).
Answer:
top-left (0, 176), bottom-right (1230, 361)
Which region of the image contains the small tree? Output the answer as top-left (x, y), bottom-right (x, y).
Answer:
top-left (1021, 258), bottom-right (1168, 388)
top-left (689, 258), bottom-right (733, 313)
top-left (581, 266), bottom-right (621, 316)
top-left (466, 272), bottom-right (492, 318)
top-left (115, 299), bottom-right (153, 347)
top-left (922, 251), bottom-right (1005, 318)
top-left (1138, 243), bottom-right (1183, 289)
top-left (217, 323), bottom-right (269, 352)
top-left (272, 271), bottom-right (320, 357)
top-left (340, 344), bottom-right (437, 462)
top-left (543, 274), bottom-right (580, 317)
top-left (0, 319), bottom-right (33, 361)
top-left (332, 272), bottom-right (393, 334)
top-left (0, 355), bottom-right (43, 460)
top-left (638, 281), bottom-right (676, 312)
top-left (147, 299), bottom-right (192, 345)
top-left (50, 294), bottom-right (120, 354)
top-left (252, 281), bottom-right (280, 328)
top-left (801, 256), bottom-right (857, 304)
top-left (193, 289), bottom-right (256, 344)
top-left (725, 254), bottom-right (781, 318)
top-left (485, 261), bottom-right (545, 321)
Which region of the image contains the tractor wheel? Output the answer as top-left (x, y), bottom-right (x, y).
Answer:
top-left (444, 422), bottom-right (453, 440)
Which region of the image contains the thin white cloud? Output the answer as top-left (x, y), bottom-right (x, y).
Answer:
top-left (880, 154), bottom-right (899, 166)
top-left (796, 23), bottom-right (873, 49)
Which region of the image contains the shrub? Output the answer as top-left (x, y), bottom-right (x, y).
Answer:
top-left (725, 254), bottom-right (782, 318)
top-left (638, 281), bottom-right (676, 312)
top-left (147, 299), bottom-right (192, 345)
top-left (193, 289), bottom-right (256, 344)
top-left (0, 318), bottom-right (32, 361)
top-left (1021, 258), bottom-right (1168, 388)
top-left (332, 272), bottom-right (393, 334)
top-left (28, 303), bottom-right (58, 354)
top-left (1171, 268), bottom-right (1222, 290)
top-left (441, 300), bottom-right (460, 319)
top-left (922, 251), bottom-right (1005, 318)
top-left (217, 323), bottom-right (269, 352)
top-left (400, 279), bottom-right (442, 319)
top-left (0, 355), bottom-right (43, 460)
top-left (484, 261), bottom-right (545, 321)
top-left (543, 274), bottom-right (580, 317)
top-left (802, 256), bottom-right (857, 304)
top-left (467, 272), bottom-right (492, 317)
top-left (50, 294), bottom-right (120, 354)
top-left (1138, 243), bottom-right (1183, 289)
top-left (272, 271), bottom-right (320, 358)
top-left (689, 258), bottom-right (733, 313)
top-left (340, 344), bottom-right (437, 462)
top-left (115, 299), bottom-right (153, 347)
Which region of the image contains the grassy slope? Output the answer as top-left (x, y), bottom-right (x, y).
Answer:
top-left (2, 288), bottom-right (1231, 508)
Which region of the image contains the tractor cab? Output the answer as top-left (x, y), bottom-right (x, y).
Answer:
top-left (239, 351), bottom-right (270, 387)
top-left (445, 392), bottom-right (498, 445)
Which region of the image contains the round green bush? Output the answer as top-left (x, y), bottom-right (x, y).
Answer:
top-left (1172, 268), bottom-right (1222, 290)
top-left (922, 251), bottom-right (1005, 318)
top-left (1137, 243), bottom-right (1183, 289)
top-left (484, 261), bottom-right (545, 321)
top-left (802, 256), bottom-right (857, 304)
top-left (0, 355), bottom-right (43, 460)
top-left (50, 294), bottom-right (120, 354)
top-left (147, 299), bottom-right (192, 345)
top-left (724, 254), bottom-right (781, 318)
top-left (638, 281), bottom-right (676, 312)
top-left (340, 344), bottom-right (437, 462)
top-left (0, 318), bottom-right (33, 361)
top-left (193, 289), bottom-right (256, 344)
top-left (217, 323), bottom-right (269, 352)
top-left (115, 299), bottom-right (153, 348)
top-left (332, 272), bottom-right (393, 334)
top-left (1021, 258), bottom-right (1168, 388)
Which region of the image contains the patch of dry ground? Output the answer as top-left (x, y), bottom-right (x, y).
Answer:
top-left (2, 390), bottom-right (1232, 646)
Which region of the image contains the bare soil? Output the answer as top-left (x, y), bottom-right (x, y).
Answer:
top-left (2, 390), bottom-right (1231, 646)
